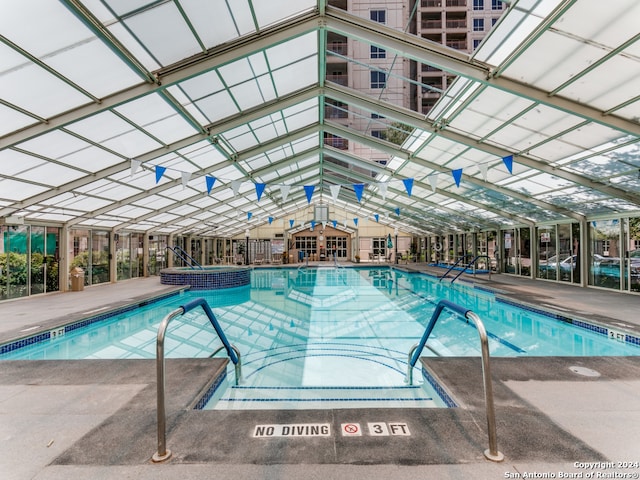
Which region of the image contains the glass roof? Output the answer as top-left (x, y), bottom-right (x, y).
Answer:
top-left (1, 0), bottom-right (639, 237)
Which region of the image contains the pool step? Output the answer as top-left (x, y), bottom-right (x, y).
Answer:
top-left (210, 385), bottom-right (441, 410)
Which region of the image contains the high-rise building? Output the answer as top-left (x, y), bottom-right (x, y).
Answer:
top-left (325, 0), bottom-right (507, 169)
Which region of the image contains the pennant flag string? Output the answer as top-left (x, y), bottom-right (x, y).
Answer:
top-left (142, 153), bottom-right (516, 200)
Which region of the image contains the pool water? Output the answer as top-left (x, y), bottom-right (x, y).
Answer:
top-left (2, 267), bottom-right (638, 408)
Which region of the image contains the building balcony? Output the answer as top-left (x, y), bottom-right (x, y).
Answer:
top-left (446, 19), bottom-right (467, 29)
top-left (326, 74), bottom-right (349, 86)
top-left (446, 40), bottom-right (468, 50)
top-left (327, 42), bottom-right (348, 56)
top-left (420, 20), bottom-right (443, 29)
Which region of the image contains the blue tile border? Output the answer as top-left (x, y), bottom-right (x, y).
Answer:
top-left (422, 366), bottom-right (457, 408)
top-left (194, 369), bottom-right (228, 410)
top-left (160, 267), bottom-right (250, 290)
top-left (0, 289), bottom-right (184, 357)
top-left (495, 296), bottom-right (640, 348)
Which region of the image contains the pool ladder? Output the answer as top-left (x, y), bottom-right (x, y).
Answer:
top-left (406, 299), bottom-right (504, 462)
top-left (152, 298), bottom-right (241, 463)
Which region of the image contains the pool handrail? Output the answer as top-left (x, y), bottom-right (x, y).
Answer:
top-left (406, 299), bottom-right (504, 463)
top-left (438, 254), bottom-right (472, 281)
top-left (166, 245), bottom-right (203, 270)
top-left (153, 297), bottom-right (240, 463)
top-left (449, 254), bottom-right (492, 283)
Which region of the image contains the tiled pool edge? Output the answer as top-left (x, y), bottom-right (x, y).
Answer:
top-left (0, 288), bottom-right (187, 356)
top-left (409, 269), bottom-right (640, 350)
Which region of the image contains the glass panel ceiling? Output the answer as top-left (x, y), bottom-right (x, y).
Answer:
top-left (1, 0), bottom-right (639, 237)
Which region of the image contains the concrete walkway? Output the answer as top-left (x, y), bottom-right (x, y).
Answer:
top-left (1, 268), bottom-right (639, 480)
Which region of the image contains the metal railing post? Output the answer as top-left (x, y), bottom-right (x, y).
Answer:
top-left (406, 299), bottom-right (504, 462)
top-left (152, 299), bottom-right (240, 463)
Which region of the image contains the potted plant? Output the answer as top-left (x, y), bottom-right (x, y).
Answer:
top-left (354, 254), bottom-right (360, 263)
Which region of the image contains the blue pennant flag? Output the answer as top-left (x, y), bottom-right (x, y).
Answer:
top-left (332, 220), bottom-right (338, 228)
top-left (255, 183), bottom-right (266, 201)
top-left (353, 183), bottom-right (365, 202)
top-left (304, 185), bottom-right (315, 204)
top-left (205, 176), bottom-right (216, 195)
top-left (502, 155), bottom-right (513, 174)
top-left (353, 218), bottom-right (359, 226)
top-left (452, 168), bottom-right (463, 187)
top-left (268, 216), bottom-right (274, 224)
top-left (395, 207), bottom-right (400, 216)
top-left (374, 214), bottom-right (379, 222)
top-left (289, 219), bottom-right (295, 228)
top-left (155, 166), bottom-right (166, 184)
top-left (402, 178), bottom-right (414, 197)
top-left (247, 212), bottom-right (252, 221)
top-left (311, 220), bottom-right (316, 230)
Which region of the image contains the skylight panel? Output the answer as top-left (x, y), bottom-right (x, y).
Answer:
top-left (114, 94), bottom-right (198, 144)
top-left (120, 2), bottom-right (201, 66)
top-left (252, 0), bottom-right (315, 29)
top-left (195, 90), bottom-right (240, 124)
top-left (0, 60), bottom-right (91, 118)
top-left (271, 56), bottom-right (318, 96)
top-left (180, 0), bottom-right (242, 48)
top-left (0, 179), bottom-right (48, 201)
top-left (0, 104), bottom-right (37, 137)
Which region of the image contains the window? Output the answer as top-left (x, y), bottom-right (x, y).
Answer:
top-left (492, 17), bottom-right (498, 26)
top-left (473, 0), bottom-right (484, 10)
top-left (492, 0), bottom-right (503, 9)
top-left (370, 71), bottom-right (386, 89)
top-left (371, 113), bottom-right (384, 119)
top-left (473, 39), bottom-right (482, 49)
top-left (371, 130), bottom-right (385, 139)
top-left (473, 18), bottom-right (484, 31)
top-left (370, 10), bottom-right (386, 23)
top-left (372, 237), bottom-right (387, 256)
top-left (370, 45), bottom-right (386, 59)
top-left (314, 205), bottom-right (329, 222)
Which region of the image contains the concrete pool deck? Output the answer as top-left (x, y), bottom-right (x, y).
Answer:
top-left (1, 268), bottom-right (639, 480)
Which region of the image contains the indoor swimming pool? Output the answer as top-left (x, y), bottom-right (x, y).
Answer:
top-left (1, 266), bottom-right (638, 409)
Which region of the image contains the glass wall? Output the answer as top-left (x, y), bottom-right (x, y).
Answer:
top-left (116, 232), bottom-right (143, 280)
top-left (501, 227), bottom-right (531, 276)
top-left (1, 225), bottom-right (29, 300)
top-left (69, 229), bottom-right (110, 286)
top-left (0, 225), bottom-right (60, 301)
top-left (537, 225), bottom-right (558, 280)
top-left (148, 235), bottom-right (168, 274)
top-left (588, 218), bottom-right (640, 292)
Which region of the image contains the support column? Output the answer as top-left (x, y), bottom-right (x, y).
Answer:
top-left (60, 227), bottom-right (69, 292)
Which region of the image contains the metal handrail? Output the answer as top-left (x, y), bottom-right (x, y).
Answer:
top-left (152, 298), bottom-right (240, 463)
top-left (406, 299), bottom-right (504, 462)
top-left (449, 254), bottom-right (492, 283)
top-left (166, 246), bottom-right (203, 270)
top-left (438, 254), bottom-right (472, 281)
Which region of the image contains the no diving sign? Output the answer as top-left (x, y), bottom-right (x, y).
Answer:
top-left (341, 422), bottom-right (410, 436)
top-left (252, 421), bottom-right (410, 438)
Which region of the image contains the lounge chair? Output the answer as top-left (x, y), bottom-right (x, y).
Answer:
top-left (254, 253), bottom-right (265, 265)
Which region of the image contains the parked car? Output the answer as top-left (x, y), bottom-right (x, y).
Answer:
top-left (593, 250), bottom-right (640, 289)
top-left (539, 254), bottom-right (604, 280)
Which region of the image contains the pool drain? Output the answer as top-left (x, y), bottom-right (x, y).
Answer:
top-left (569, 366), bottom-right (600, 377)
